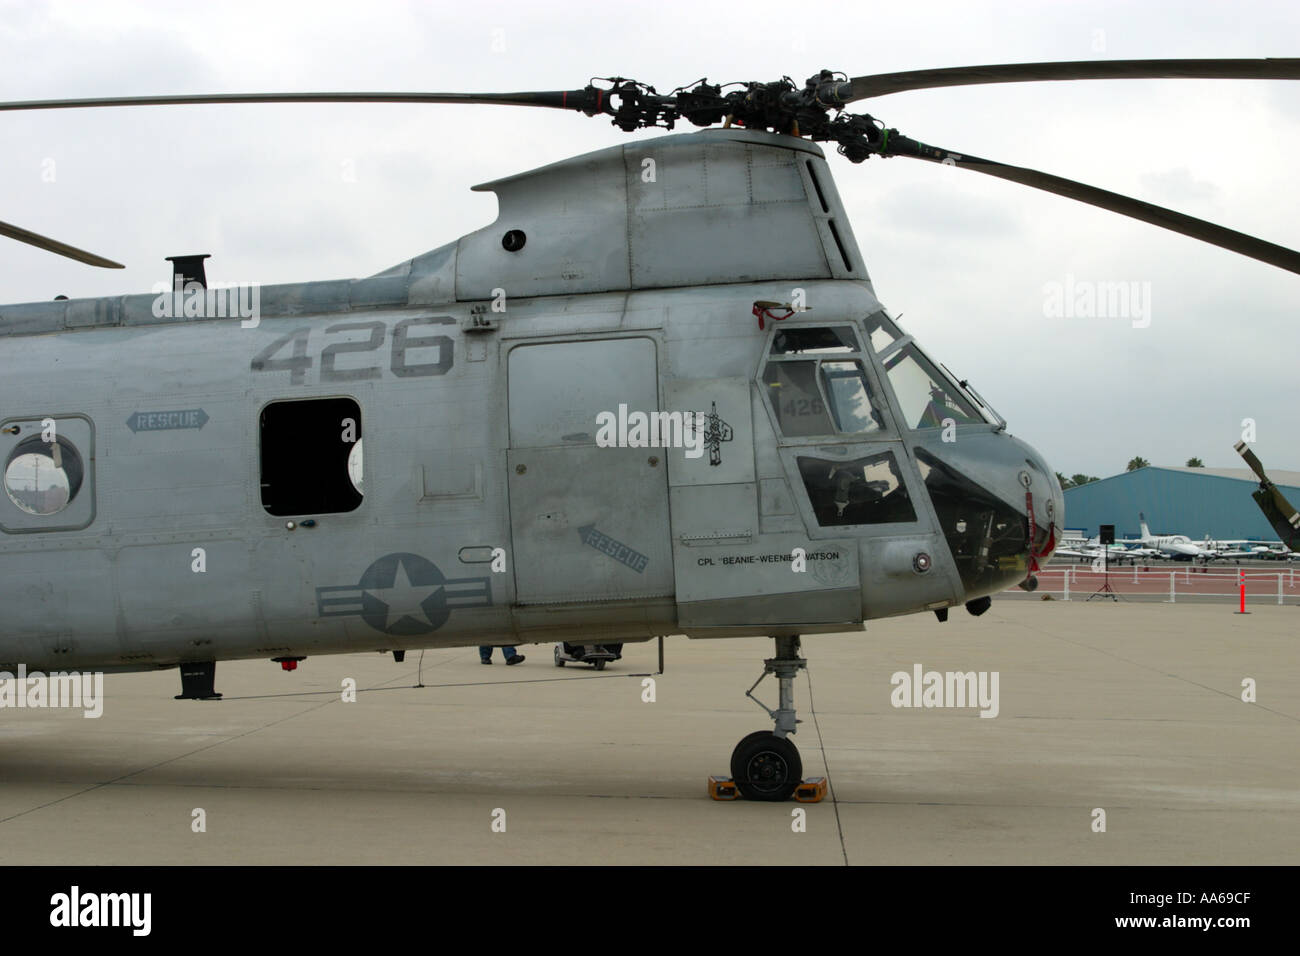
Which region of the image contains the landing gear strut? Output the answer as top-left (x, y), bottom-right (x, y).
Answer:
top-left (731, 636), bottom-right (806, 801)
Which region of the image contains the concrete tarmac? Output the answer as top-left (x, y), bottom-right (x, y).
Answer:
top-left (1, 600), bottom-right (1296, 865)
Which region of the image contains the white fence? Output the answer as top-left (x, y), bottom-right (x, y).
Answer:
top-left (1002, 565), bottom-right (1299, 604)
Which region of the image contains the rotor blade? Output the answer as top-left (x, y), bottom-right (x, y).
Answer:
top-left (848, 58), bottom-right (1300, 101)
top-left (1234, 440), bottom-right (1271, 484)
top-left (0, 90), bottom-right (598, 114)
top-left (0, 219), bottom-right (124, 268)
top-left (1235, 441), bottom-right (1300, 537)
top-left (879, 134), bottom-right (1300, 275)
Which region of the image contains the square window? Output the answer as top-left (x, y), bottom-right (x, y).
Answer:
top-left (260, 398), bottom-right (362, 516)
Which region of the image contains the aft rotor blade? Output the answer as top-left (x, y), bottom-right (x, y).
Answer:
top-left (848, 58), bottom-right (1300, 101)
top-left (0, 90), bottom-right (598, 114)
top-left (880, 135), bottom-right (1300, 275)
top-left (1235, 441), bottom-right (1300, 533)
top-left (1234, 440), bottom-right (1271, 484)
top-left (0, 219), bottom-right (124, 268)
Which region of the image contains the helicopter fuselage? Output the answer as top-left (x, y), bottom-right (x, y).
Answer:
top-left (0, 128), bottom-right (1060, 674)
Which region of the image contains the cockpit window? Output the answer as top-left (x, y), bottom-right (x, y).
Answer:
top-left (765, 361), bottom-right (833, 436)
top-left (863, 311), bottom-right (901, 353)
top-left (820, 361), bottom-right (879, 432)
top-left (797, 452), bottom-right (917, 526)
top-left (763, 326), bottom-right (886, 438)
top-left (882, 344), bottom-right (984, 430)
top-left (770, 326), bottom-right (858, 355)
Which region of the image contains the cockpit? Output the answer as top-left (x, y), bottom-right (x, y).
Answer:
top-left (758, 310), bottom-right (1059, 600)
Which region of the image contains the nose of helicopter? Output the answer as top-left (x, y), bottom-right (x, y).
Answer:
top-left (911, 430), bottom-right (1061, 601)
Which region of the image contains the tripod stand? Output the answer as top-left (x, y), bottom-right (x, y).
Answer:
top-left (1088, 541), bottom-right (1121, 601)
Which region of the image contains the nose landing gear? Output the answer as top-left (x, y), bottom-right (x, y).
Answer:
top-left (731, 636), bottom-right (807, 802)
top-left (730, 731), bottom-right (802, 801)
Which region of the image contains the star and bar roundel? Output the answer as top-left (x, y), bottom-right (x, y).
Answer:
top-left (315, 553), bottom-right (493, 636)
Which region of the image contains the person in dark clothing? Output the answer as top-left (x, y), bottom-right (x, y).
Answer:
top-left (480, 645), bottom-right (525, 665)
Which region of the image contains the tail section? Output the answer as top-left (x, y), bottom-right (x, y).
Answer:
top-left (1139, 512), bottom-right (1151, 540)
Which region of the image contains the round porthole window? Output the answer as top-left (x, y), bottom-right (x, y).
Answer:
top-left (4, 435), bottom-right (84, 516)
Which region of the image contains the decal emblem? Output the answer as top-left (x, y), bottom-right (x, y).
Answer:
top-left (316, 553), bottom-right (492, 635)
top-left (578, 525), bottom-right (649, 572)
top-left (687, 401), bottom-right (733, 466)
top-left (126, 409), bottom-right (209, 432)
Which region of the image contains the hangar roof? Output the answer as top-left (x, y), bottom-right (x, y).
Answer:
top-left (1160, 465), bottom-right (1300, 485)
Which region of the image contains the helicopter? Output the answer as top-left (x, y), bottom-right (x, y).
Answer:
top-left (1, 59), bottom-right (1297, 801)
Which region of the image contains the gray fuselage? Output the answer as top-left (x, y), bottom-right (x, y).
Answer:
top-left (0, 128), bottom-right (1061, 673)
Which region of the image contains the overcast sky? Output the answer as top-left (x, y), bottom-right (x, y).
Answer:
top-left (2, 0), bottom-right (1297, 478)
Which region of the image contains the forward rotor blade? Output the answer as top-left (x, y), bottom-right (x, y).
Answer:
top-left (0, 90), bottom-right (595, 113)
top-left (848, 58), bottom-right (1300, 101)
top-left (880, 135), bottom-right (1300, 275)
top-left (0, 219), bottom-right (124, 268)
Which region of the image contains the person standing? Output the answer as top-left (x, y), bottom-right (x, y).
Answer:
top-left (480, 645), bottom-right (525, 665)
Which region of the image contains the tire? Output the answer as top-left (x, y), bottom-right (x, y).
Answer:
top-left (730, 731), bottom-right (801, 802)
top-left (554, 646), bottom-right (565, 667)
top-left (594, 659), bottom-right (606, 671)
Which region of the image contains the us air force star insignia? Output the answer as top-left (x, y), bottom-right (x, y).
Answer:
top-left (362, 556), bottom-right (444, 631)
top-left (315, 553), bottom-right (493, 636)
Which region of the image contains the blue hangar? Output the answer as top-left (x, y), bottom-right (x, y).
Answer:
top-left (1062, 465), bottom-right (1300, 542)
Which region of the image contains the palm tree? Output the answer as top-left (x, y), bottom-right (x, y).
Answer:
top-left (1056, 472), bottom-right (1073, 489)
top-left (1126, 456), bottom-right (1150, 471)
top-left (1070, 473), bottom-right (1100, 487)
top-left (1186, 457), bottom-right (1204, 467)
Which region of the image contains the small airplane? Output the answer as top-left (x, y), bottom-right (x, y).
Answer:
top-left (1110, 545), bottom-right (1164, 563)
top-left (1053, 532), bottom-right (1162, 564)
top-left (1055, 544), bottom-right (1150, 564)
top-left (1209, 543), bottom-right (1287, 560)
top-left (1115, 513), bottom-right (1215, 560)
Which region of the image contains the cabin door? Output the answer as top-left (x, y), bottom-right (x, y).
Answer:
top-left (505, 336), bottom-right (674, 604)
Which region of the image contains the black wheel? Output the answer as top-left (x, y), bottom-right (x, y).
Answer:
top-left (593, 659), bottom-right (607, 671)
top-left (554, 646), bottom-right (565, 667)
top-left (730, 731), bottom-right (801, 801)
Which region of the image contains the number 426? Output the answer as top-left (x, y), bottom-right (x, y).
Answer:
top-left (250, 316), bottom-right (454, 385)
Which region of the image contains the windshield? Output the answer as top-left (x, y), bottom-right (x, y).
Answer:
top-left (862, 310), bottom-right (901, 353)
top-left (882, 343), bottom-right (985, 430)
